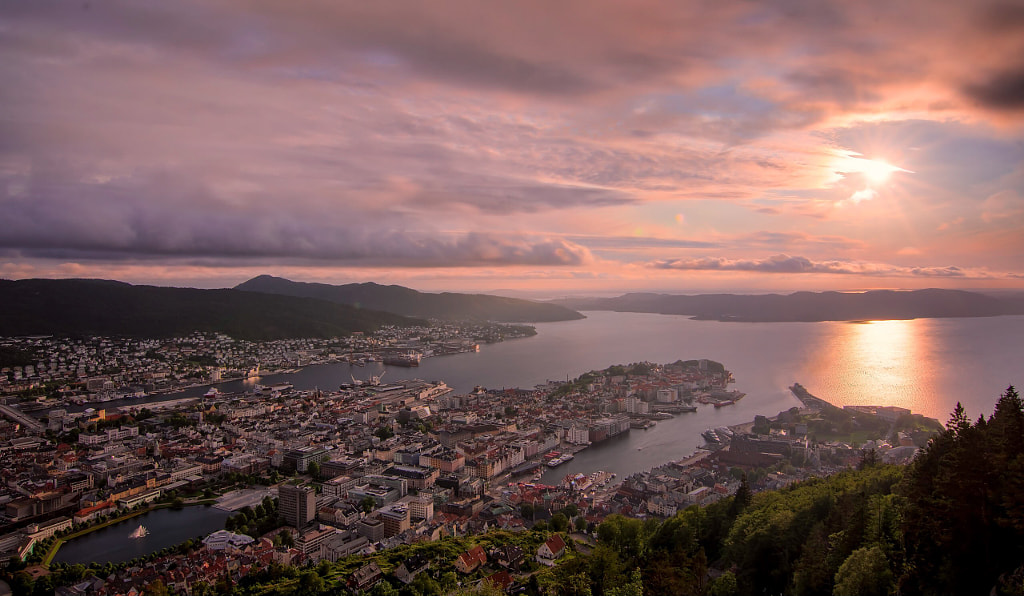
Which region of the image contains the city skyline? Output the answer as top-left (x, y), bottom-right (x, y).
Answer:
top-left (2, 1), bottom-right (1023, 295)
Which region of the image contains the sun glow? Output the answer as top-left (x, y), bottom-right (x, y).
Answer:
top-left (861, 159), bottom-right (900, 185)
top-left (829, 150), bottom-right (913, 206)
top-left (833, 152), bottom-right (910, 186)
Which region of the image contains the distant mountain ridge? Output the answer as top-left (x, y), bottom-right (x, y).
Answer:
top-left (554, 288), bottom-right (1024, 322)
top-left (234, 275), bottom-right (585, 322)
top-left (0, 278), bottom-right (424, 340)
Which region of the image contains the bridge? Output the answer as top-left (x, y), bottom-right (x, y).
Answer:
top-left (0, 404), bottom-right (46, 433)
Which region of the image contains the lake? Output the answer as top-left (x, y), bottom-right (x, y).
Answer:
top-left (53, 505), bottom-right (230, 565)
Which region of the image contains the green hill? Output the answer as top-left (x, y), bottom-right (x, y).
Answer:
top-left (234, 275), bottom-right (585, 322)
top-left (538, 387), bottom-right (1024, 596)
top-left (0, 278), bottom-right (424, 340)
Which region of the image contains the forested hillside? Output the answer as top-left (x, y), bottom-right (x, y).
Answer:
top-left (235, 275), bottom-right (585, 322)
top-left (0, 278), bottom-right (424, 340)
top-left (539, 387), bottom-right (1024, 596)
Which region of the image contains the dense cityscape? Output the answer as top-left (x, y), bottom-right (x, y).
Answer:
top-left (0, 325), bottom-right (944, 595)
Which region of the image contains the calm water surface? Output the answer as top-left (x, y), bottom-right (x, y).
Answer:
top-left (57, 313), bottom-right (1023, 556)
top-left (54, 506), bottom-right (229, 565)
top-left (89, 312), bottom-right (1023, 425)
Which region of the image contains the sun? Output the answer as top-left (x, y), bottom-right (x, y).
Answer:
top-left (830, 150), bottom-right (912, 188)
top-left (860, 159), bottom-right (900, 185)
top-left (828, 150), bottom-right (913, 207)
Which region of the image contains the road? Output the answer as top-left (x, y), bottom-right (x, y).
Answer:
top-left (0, 404), bottom-right (45, 433)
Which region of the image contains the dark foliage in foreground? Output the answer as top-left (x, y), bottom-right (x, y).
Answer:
top-left (900, 386), bottom-right (1024, 595)
top-left (546, 386), bottom-right (1024, 596)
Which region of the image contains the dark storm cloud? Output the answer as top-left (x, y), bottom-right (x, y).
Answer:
top-left (0, 167), bottom-right (592, 266)
top-left (964, 67), bottom-right (1024, 111)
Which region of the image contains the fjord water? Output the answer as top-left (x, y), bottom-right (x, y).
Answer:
top-left (122, 311), bottom-right (1022, 425)
top-left (59, 312), bottom-right (1023, 557)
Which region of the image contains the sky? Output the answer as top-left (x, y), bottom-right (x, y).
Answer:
top-left (2, 1), bottom-right (1023, 296)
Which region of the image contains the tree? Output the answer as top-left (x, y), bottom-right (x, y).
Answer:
top-left (307, 461), bottom-right (321, 480)
top-left (991, 386), bottom-right (1024, 455)
top-left (439, 571), bottom-right (459, 592)
top-left (708, 571), bottom-right (738, 596)
top-left (145, 580), bottom-right (170, 596)
top-left (298, 570), bottom-right (325, 593)
top-left (410, 572), bottom-right (443, 596)
top-left (551, 512), bottom-right (569, 532)
top-left (606, 568), bottom-right (644, 596)
top-left (792, 523), bottom-right (834, 596)
top-left (727, 474), bottom-right (751, 518)
top-left (833, 546), bottom-right (893, 596)
top-left (947, 402), bottom-right (971, 436)
top-left (278, 530), bottom-right (294, 548)
top-left (361, 496), bottom-right (377, 513)
top-left (575, 515), bottom-right (588, 532)
top-left (857, 448), bottom-right (879, 470)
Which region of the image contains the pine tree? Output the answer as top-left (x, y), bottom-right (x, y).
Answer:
top-left (727, 474), bottom-right (751, 519)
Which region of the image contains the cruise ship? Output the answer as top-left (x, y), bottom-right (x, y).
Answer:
top-left (546, 453), bottom-right (575, 468)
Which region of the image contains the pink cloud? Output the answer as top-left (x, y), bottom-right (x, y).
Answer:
top-left (1, 0), bottom-right (1022, 289)
top-left (648, 254), bottom-right (1008, 279)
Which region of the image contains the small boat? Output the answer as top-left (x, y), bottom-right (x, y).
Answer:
top-left (129, 524), bottom-right (149, 539)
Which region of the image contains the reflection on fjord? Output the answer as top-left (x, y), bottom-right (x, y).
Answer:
top-left (811, 318), bottom-right (941, 416)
